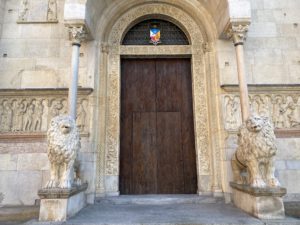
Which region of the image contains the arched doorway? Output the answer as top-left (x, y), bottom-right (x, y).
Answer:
top-left (95, 3), bottom-right (223, 197)
top-left (119, 19), bottom-right (197, 194)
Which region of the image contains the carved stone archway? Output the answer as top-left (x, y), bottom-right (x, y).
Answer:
top-left (96, 3), bottom-right (222, 196)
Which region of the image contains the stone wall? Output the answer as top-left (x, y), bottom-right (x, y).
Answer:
top-left (218, 0), bottom-right (300, 85)
top-left (0, 90), bottom-right (95, 206)
top-left (0, 0), bottom-right (94, 89)
top-left (217, 0), bottom-right (300, 201)
top-left (221, 87), bottom-right (300, 201)
top-left (0, 0), bottom-right (5, 37)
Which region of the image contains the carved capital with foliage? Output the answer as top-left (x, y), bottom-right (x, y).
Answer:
top-left (67, 25), bottom-right (88, 45)
top-left (226, 23), bottom-right (249, 46)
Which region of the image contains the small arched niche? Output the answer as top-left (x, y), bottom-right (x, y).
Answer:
top-left (122, 19), bottom-right (190, 45)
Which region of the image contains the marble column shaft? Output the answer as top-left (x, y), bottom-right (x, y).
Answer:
top-left (67, 26), bottom-right (87, 120)
top-left (229, 24), bottom-right (250, 122)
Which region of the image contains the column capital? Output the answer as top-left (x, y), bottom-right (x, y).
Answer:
top-left (226, 23), bottom-right (249, 46)
top-left (67, 25), bottom-right (88, 45)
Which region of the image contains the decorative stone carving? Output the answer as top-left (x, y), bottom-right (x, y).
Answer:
top-left (18, 0), bottom-right (29, 21)
top-left (224, 94), bottom-right (300, 130)
top-left (67, 26), bottom-right (88, 45)
top-left (98, 3), bottom-right (213, 194)
top-left (0, 96), bottom-right (89, 133)
top-left (232, 115), bottom-right (280, 188)
top-left (18, 0), bottom-right (58, 23)
top-left (47, 0), bottom-right (57, 21)
top-left (45, 115), bottom-right (81, 189)
top-left (226, 24), bottom-right (249, 45)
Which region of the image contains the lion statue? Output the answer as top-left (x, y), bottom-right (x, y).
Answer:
top-left (45, 115), bottom-right (81, 189)
top-left (231, 115), bottom-right (280, 188)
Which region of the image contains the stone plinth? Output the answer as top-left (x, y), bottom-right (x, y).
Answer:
top-left (38, 183), bottom-right (88, 221)
top-left (230, 182), bottom-right (286, 219)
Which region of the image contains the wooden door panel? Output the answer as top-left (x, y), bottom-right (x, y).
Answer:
top-left (120, 114), bottom-right (133, 194)
top-left (178, 59), bottom-right (197, 193)
top-left (120, 58), bottom-right (197, 194)
top-left (121, 59), bottom-right (156, 113)
top-left (157, 112), bottom-right (184, 194)
top-left (132, 112), bottom-right (157, 194)
top-left (156, 59), bottom-right (182, 112)
top-left (120, 59), bottom-right (156, 194)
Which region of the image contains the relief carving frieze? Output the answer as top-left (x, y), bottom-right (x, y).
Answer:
top-left (18, 0), bottom-right (58, 23)
top-left (223, 93), bottom-right (300, 130)
top-left (0, 94), bottom-right (89, 134)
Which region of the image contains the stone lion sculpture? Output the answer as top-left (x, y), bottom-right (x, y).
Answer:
top-left (231, 115), bottom-right (280, 188)
top-left (45, 115), bottom-right (81, 189)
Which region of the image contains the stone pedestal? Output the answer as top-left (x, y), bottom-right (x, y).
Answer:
top-left (38, 183), bottom-right (88, 221)
top-left (230, 182), bottom-right (286, 219)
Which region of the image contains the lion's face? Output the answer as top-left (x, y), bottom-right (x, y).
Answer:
top-left (60, 122), bottom-right (72, 134)
top-left (49, 115), bottom-right (76, 136)
top-left (246, 115), bottom-right (264, 132)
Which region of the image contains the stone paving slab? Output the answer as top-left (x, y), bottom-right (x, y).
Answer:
top-left (0, 206), bottom-right (39, 222)
top-left (2, 196), bottom-right (300, 225)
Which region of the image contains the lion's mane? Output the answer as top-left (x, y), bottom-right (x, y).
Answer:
top-left (47, 115), bottom-right (80, 164)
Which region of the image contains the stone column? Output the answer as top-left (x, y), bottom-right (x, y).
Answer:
top-left (67, 26), bottom-right (87, 119)
top-left (227, 24), bottom-right (250, 122)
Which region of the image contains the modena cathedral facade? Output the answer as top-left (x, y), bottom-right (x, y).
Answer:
top-left (0, 0), bottom-right (299, 206)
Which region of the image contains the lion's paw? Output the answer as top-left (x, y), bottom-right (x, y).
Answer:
top-left (267, 178), bottom-right (280, 187)
top-left (59, 179), bottom-right (72, 189)
top-left (45, 179), bottom-right (59, 188)
top-left (251, 178), bottom-right (266, 188)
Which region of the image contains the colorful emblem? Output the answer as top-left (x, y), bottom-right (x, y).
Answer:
top-left (150, 26), bottom-right (161, 45)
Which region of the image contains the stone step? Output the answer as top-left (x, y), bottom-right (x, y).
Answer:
top-left (0, 206), bottom-right (39, 222)
top-left (95, 194), bottom-right (222, 205)
top-left (284, 202), bottom-right (300, 218)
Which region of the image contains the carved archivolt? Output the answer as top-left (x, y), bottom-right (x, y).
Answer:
top-left (0, 96), bottom-right (89, 133)
top-left (223, 94), bottom-right (300, 130)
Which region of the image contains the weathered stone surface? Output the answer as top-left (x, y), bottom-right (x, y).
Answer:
top-left (231, 183), bottom-right (286, 219)
top-left (39, 186), bottom-right (87, 221)
top-left (17, 153), bottom-right (49, 171)
top-left (38, 183), bottom-right (88, 199)
top-left (0, 154), bottom-right (17, 171)
top-left (17, 171), bottom-right (43, 205)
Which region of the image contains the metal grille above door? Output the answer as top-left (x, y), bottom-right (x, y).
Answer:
top-left (122, 19), bottom-right (189, 45)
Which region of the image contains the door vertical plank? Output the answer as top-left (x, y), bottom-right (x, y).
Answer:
top-left (157, 112), bottom-right (184, 194)
top-left (156, 59), bottom-right (182, 112)
top-left (180, 59), bottom-right (198, 193)
top-left (132, 112), bottom-right (157, 194)
top-left (120, 59), bottom-right (133, 194)
top-left (120, 59), bottom-right (156, 194)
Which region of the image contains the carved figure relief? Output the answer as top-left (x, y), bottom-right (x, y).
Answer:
top-left (18, 0), bottom-right (57, 23)
top-left (1, 101), bottom-right (13, 132)
top-left (224, 94), bottom-right (300, 130)
top-left (0, 97), bottom-right (89, 133)
top-left (47, 0), bottom-right (57, 21)
top-left (231, 115), bottom-right (280, 188)
top-left (18, 0), bottom-right (29, 21)
top-left (77, 100), bottom-right (87, 132)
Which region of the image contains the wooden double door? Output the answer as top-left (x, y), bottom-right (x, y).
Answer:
top-left (120, 58), bottom-right (197, 194)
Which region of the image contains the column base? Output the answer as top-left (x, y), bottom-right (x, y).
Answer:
top-left (38, 183), bottom-right (88, 222)
top-left (230, 182), bottom-right (286, 219)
